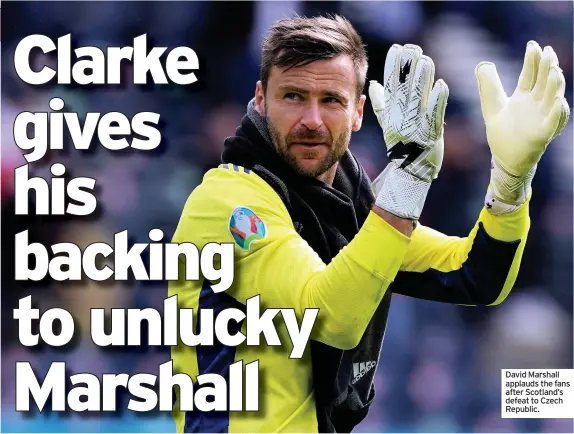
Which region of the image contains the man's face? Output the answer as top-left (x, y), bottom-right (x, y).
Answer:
top-left (255, 55), bottom-right (365, 179)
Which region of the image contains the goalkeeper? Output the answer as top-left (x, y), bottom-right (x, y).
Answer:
top-left (169, 15), bottom-right (569, 433)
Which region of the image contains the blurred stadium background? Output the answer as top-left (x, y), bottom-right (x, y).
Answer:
top-left (1, 1), bottom-right (572, 432)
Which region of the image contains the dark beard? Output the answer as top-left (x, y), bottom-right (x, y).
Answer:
top-left (281, 147), bottom-right (343, 178)
top-left (266, 115), bottom-right (351, 179)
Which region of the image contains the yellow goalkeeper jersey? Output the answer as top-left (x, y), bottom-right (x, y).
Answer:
top-left (169, 163), bottom-right (529, 433)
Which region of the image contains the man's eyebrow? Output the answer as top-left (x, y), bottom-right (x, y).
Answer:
top-left (278, 85), bottom-right (309, 94)
top-left (324, 90), bottom-right (349, 102)
top-left (278, 85), bottom-right (349, 101)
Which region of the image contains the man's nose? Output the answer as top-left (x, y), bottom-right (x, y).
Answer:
top-left (300, 101), bottom-right (323, 130)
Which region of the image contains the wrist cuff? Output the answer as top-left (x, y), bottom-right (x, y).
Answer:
top-left (490, 158), bottom-right (535, 204)
top-left (487, 158), bottom-right (536, 215)
top-left (375, 163), bottom-right (431, 220)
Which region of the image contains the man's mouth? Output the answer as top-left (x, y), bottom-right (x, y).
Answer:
top-left (290, 142), bottom-right (326, 147)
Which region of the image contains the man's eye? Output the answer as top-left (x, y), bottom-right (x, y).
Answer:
top-left (324, 96), bottom-right (340, 104)
top-left (284, 93), bottom-right (301, 100)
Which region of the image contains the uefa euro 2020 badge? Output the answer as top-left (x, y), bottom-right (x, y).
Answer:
top-left (229, 207), bottom-right (267, 251)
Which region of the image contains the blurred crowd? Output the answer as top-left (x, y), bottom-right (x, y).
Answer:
top-left (1, 1), bottom-right (573, 432)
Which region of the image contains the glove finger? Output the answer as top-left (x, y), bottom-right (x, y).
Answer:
top-left (542, 66), bottom-right (565, 115)
top-left (544, 96), bottom-right (570, 141)
top-left (475, 62), bottom-right (507, 122)
top-left (533, 46), bottom-right (559, 101)
top-left (407, 55), bottom-right (435, 117)
top-left (383, 44), bottom-right (403, 105)
top-left (426, 79), bottom-right (449, 139)
top-left (396, 44), bottom-right (423, 112)
top-left (553, 98), bottom-right (570, 140)
top-left (516, 41), bottom-right (542, 92)
top-left (368, 80), bottom-right (386, 128)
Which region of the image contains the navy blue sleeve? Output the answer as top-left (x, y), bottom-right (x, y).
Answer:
top-left (392, 223), bottom-right (521, 306)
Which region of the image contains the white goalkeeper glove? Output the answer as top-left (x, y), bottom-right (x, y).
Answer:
top-left (476, 41), bottom-right (570, 215)
top-left (369, 44), bottom-right (449, 221)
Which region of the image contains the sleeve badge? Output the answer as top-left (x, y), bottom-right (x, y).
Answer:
top-left (229, 206), bottom-right (267, 251)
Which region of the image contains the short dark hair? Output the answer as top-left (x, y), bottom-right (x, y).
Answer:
top-left (260, 14), bottom-right (368, 100)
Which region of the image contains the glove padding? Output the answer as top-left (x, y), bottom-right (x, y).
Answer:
top-left (476, 41), bottom-right (570, 214)
top-left (370, 44), bottom-right (449, 220)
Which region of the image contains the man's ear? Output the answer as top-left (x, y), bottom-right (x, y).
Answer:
top-left (255, 81), bottom-right (265, 116)
top-left (352, 94), bottom-right (367, 132)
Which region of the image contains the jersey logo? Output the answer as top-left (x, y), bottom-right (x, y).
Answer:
top-left (351, 361), bottom-right (377, 384)
top-left (229, 207), bottom-right (267, 251)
